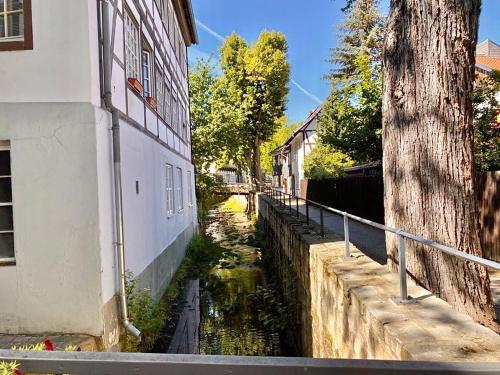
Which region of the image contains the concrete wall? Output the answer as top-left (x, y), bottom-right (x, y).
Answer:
top-left (258, 194), bottom-right (500, 361)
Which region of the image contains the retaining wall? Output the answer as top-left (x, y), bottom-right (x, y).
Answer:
top-left (257, 194), bottom-right (500, 361)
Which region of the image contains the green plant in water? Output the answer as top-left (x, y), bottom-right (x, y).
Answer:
top-left (248, 285), bottom-right (292, 332)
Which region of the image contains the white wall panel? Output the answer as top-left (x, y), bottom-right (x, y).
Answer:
top-left (127, 90), bottom-right (145, 125)
top-left (146, 106), bottom-right (158, 135)
top-left (112, 63), bottom-right (127, 113)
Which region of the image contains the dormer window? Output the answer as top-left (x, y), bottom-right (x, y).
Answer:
top-left (0, 0), bottom-right (32, 51)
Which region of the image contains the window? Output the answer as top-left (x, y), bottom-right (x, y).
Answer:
top-left (155, 67), bottom-right (164, 117)
top-left (176, 167), bottom-right (183, 211)
top-left (187, 171), bottom-right (193, 206)
top-left (0, 142), bottom-right (14, 263)
top-left (0, 0), bottom-right (31, 51)
top-left (166, 164), bottom-right (174, 216)
top-left (164, 79), bottom-right (171, 125)
top-left (172, 91), bottom-right (178, 133)
top-left (124, 10), bottom-right (140, 80)
top-left (142, 49), bottom-right (152, 97)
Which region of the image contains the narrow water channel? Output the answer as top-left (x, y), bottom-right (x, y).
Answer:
top-left (198, 196), bottom-right (288, 356)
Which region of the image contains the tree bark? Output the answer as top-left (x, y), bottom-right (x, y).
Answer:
top-left (382, 0), bottom-right (498, 332)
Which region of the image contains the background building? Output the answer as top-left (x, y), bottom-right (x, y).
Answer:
top-left (0, 0), bottom-right (197, 349)
top-left (271, 106), bottom-right (320, 198)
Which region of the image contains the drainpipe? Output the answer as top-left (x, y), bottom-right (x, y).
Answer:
top-left (101, 0), bottom-right (141, 340)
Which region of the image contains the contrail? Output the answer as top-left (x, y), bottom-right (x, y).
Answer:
top-left (195, 18), bottom-right (225, 42)
top-left (195, 19), bottom-right (323, 105)
top-left (291, 79), bottom-right (322, 105)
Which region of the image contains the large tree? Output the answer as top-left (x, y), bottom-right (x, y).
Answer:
top-left (220, 32), bottom-right (290, 182)
top-left (319, 0), bottom-right (384, 163)
top-left (383, 0), bottom-right (498, 331)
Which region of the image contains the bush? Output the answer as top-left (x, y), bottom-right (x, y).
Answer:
top-left (123, 272), bottom-right (166, 352)
top-left (304, 143), bottom-right (354, 180)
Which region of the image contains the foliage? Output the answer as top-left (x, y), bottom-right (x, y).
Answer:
top-left (304, 143), bottom-right (354, 180)
top-left (328, 0), bottom-right (384, 83)
top-left (221, 195), bottom-right (247, 213)
top-left (195, 172), bottom-right (227, 227)
top-left (123, 272), bottom-right (166, 352)
top-left (259, 118), bottom-right (297, 174)
top-left (189, 59), bottom-right (245, 171)
top-left (189, 31), bottom-right (290, 181)
top-left (319, 0), bottom-right (384, 163)
top-left (473, 71), bottom-right (500, 171)
top-left (247, 286), bottom-right (291, 332)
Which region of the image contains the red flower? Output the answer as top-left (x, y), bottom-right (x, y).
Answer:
top-left (14, 369), bottom-right (23, 375)
top-left (44, 339), bottom-right (54, 351)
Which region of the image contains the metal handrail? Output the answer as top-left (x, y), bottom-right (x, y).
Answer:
top-left (266, 188), bottom-right (500, 304)
top-left (0, 350), bottom-right (499, 374)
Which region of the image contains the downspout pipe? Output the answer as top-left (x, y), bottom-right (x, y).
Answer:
top-left (101, 0), bottom-right (141, 340)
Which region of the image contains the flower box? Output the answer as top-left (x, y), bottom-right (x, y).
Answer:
top-left (128, 77), bottom-right (143, 94)
top-left (146, 96), bottom-right (157, 109)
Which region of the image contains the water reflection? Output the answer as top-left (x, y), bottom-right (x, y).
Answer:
top-left (199, 201), bottom-right (282, 356)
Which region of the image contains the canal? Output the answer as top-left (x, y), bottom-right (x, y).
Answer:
top-left (154, 195), bottom-right (295, 356)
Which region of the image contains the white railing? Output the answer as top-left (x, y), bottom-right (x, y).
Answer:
top-left (266, 189), bottom-right (500, 304)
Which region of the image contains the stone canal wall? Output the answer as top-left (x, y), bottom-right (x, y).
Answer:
top-left (257, 194), bottom-right (500, 361)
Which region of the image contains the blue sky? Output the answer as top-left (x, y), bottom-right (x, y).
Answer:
top-left (189, 0), bottom-right (500, 124)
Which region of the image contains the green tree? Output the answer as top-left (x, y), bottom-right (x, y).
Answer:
top-left (304, 143), bottom-right (354, 180)
top-left (260, 117), bottom-right (297, 175)
top-left (473, 71), bottom-right (500, 171)
top-left (189, 59), bottom-right (244, 171)
top-left (220, 31), bottom-right (291, 182)
top-left (319, 0), bottom-right (384, 163)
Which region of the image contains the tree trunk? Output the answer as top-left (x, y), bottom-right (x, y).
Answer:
top-left (251, 136), bottom-right (263, 184)
top-left (382, 0), bottom-right (498, 332)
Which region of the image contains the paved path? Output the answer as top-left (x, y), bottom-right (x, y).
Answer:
top-left (278, 198), bottom-right (387, 264)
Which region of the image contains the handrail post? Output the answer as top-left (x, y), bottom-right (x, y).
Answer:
top-left (295, 196), bottom-right (299, 218)
top-left (343, 213), bottom-right (350, 259)
top-left (288, 194), bottom-right (292, 214)
top-left (320, 206), bottom-right (324, 237)
top-left (391, 233), bottom-right (415, 305)
top-left (306, 200), bottom-right (309, 226)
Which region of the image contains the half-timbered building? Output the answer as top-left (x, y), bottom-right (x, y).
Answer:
top-left (0, 0), bottom-right (198, 349)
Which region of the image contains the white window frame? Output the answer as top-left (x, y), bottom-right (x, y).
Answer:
top-left (164, 79), bottom-right (171, 125)
top-left (0, 0), bottom-right (24, 41)
top-left (187, 170), bottom-right (193, 207)
top-left (142, 49), bottom-right (152, 97)
top-left (172, 90), bottom-right (178, 134)
top-left (0, 141), bottom-right (14, 264)
top-left (155, 67), bottom-right (164, 117)
top-left (176, 167), bottom-right (183, 212)
top-left (166, 164), bottom-right (174, 216)
top-left (124, 9), bottom-right (140, 80)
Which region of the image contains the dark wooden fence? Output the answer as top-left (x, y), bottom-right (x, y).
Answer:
top-left (306, 171), bottom-right (499, 262)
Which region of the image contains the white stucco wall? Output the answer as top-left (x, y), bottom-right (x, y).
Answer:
top-left (120, 120), bottom-right (197, 278)
top-left (0, 0), bottom-right (100, 106)
top-left (0, 103), bottom-right (105, 335)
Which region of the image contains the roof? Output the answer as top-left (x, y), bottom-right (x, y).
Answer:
top-left (476, 39), bottom-right (500, 57)
top-left (173, 0), bottom-right (198, 45)
top-left (476, 56), bottom-right (500, 72)
top-left (271, 105), bottom-right (323, 156)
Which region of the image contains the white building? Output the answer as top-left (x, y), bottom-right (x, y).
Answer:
top-left (0, 0), bottom-right (198, 349)
top-left (271, 106), bottom-right (321, 198)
